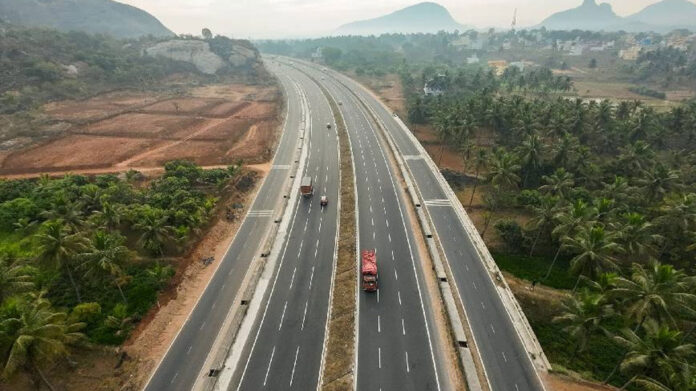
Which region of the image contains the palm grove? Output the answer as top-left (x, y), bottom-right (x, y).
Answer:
top-left (0, 161), bottom-right (242, 389)
top-left (407, 66), bottom-right (696, 389)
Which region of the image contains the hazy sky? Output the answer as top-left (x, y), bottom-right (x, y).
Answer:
top-left (117, 0), bottom-right (677, 39)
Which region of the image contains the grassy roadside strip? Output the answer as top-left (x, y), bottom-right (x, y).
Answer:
top-left (317, 83), bottom-right (357, 391)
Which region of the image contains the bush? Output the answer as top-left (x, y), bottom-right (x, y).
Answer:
top-left (628, 86), bottom-right (666, 99)
top-left (493, 253), bottom-right (575, 289)
top-left (516, 189), bottom-right (542, 207)
top-left (494, 219), bottom-right (525, 250)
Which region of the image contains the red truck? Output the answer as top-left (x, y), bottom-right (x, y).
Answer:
top-left (361, 249), bottom-right (378, 292)
top-left (300, 176), bottom-right (313, 198)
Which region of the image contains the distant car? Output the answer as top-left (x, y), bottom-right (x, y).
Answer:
top-left (338, 101), bottom-right (343, 106)
top-left (327, 123), bottom-right (332, 129)
top-left (320, 196), bottom-right (328, 207)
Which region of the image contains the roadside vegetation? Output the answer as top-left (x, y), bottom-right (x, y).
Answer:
top-left (0, 160), bottom-right (242, 388)
top-left (410, 76), bottom-right (696, 390)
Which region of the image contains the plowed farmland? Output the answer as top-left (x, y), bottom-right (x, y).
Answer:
top-left (0, 84), bottom-right (280, 176)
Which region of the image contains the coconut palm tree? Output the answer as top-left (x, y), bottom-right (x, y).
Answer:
top-left (80, 231), bottom-right (133, 303)
top-left (632, 360), bottom-right (696, 391)
top-left (607, 320), bottom-right (695, 387)
top-left (35, 221), bottom-right (89, 303)
top-left (543, 200), bottom-right (597, 280)
top-left (133, 211), bottom-right (176, 256)
top-left (516, 133), bottom-right (545, 187)
top-left (0, 292), bottom-right (85, 391)
top-left (39, 199), bottom-right (85, 234)
top-left (637, 164), bottom-right (681, 203)
top-left (527, 196), bottom-right (560, 257)
top-left (563, 225), bottom-right (623, 290)
top-left (611, 262), bottom-right (696, 330)
top-left (612, 212), bottom-right (662, 259)
top-left (553, 289), bottom-right (614, 354)
top-left (487, 148), bottom-right (521, 190)
top-left (0, 254), bottom-right (34, 303)
top-left (540, 168), bottom-right (575, 200)
top-left (468, 148), bottom-right (488, 208)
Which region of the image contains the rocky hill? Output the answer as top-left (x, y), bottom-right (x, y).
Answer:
top-left (145, 38), bottom-right (263, 76)
top-left (540, 0), bottom-right (696, 32)
top-left (336, 2), bottom-right (466, 36)
top-left (626, 0), bottom-right (696, 30)
top-left (539, 0), bottom-right (623, 31)
top-left (0, 0), bottom-right (173, 38)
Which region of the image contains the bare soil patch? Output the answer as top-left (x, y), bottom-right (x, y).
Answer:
top-left (44, 91), bottom-right (160, 122)
top-left (544, 373), bottom-right (617, 391)
top-left (0, 135), bottom-right (156, 173)
top-left (0, 84), bottom-right (280, 178)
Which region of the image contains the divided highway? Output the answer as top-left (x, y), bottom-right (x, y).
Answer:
top-left (143, 68), bottom-right (307, 391)
top-left (315, 62), bottom-right (547, 391)
top-left (231, 62), bottom-right (340, 390)
top-left (283, 60), bottom-right (448, 391)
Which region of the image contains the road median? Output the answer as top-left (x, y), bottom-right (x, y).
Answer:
top-left (316, 82), bottom-right (357, 391)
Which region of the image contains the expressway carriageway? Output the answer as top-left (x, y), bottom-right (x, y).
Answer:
top-left (283, 60), bottom-right (450, 391)
top-left (230, 61), bottom-right (340, 391)
top-left (312, 61), bottom-right (548, 391)
top-left (143, 66), bottom-right (308, 391)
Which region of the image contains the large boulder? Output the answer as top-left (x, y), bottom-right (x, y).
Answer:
top-left (145, 40), bottom-right (226, 75)
top-left (228, 44), bottom-right (257, 67)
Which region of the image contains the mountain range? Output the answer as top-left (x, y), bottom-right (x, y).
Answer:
top-left (0, 0), bottom-right (173, 38)
top-left (540, 0), bottom-right (696, 32)
top-left (335, 2), bottom-right (466, 36)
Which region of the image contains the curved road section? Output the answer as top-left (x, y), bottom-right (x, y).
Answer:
top-left (143, 70), bottom-right (307, 391)
top-left (297, 59), bottom-right (547, 391)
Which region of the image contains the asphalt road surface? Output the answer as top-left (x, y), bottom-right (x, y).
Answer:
top-left (143, 69), bottom-right (306, 391)
top-left (231, 62), bottom-right (340, 391)
top-left (321, 63), bottom-right (546, 391)
top-left (284, 60), bottom-right (447, 391)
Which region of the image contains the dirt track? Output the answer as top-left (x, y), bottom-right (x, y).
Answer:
top-left (0, 84), bottom-right (280, 177)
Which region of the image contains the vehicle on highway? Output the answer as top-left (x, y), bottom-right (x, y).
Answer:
top-left (326, 122), bottom-right (332, 129)
top-left (361, 249), bottom-right (378, 292)
top-left (320, 195), bottom-right (328, 207)
top-left (300, 176), bottom-right (314, 198)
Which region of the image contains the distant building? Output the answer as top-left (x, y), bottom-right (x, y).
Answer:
top-left (424, 74), bottom-right (447, 96)
top-left (487, 60), bottom-right (508, 75)
top-left (311, 47), bottom-right (323, 60)
top-left (509, 61), bottom-right (526, 72)
top-left (466, 54), bottom-right (480, 64)
top-left (619, 46), bottom-right (641, 61)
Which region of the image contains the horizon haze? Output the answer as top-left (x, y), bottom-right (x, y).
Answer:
top-left (116, 0), bottom-right (682, 38)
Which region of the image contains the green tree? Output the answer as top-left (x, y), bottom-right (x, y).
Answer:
top-left (544, 200), bottom-right (597, 280)
top-left (553, 289), bottom-right (614, 354)
top-left (527, 195), bottom-right (560, 257)
top-left (608, 320), bottom-right (695, 387)
top-left (133, 209), bottom-right (175, 256)
top-left (0, 293), bottom-right (85, 390)
top-left (539, 168), bottom-right (575, 200)
top-left (563, 225), bottom-right (623, 290)
top-left (0, 254), bottom-right (34, 303)
top-left (80, 231), bottom-right (133, 304)
top-left (35, 221), bottom-right (89, 303)
top-left (468, 148), bottom-right (488, 208)
top-left (611, 262), bottom-right (696, 329)
top-left (487, 149), bottom-right (521, 190)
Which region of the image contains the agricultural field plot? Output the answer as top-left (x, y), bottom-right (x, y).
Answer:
top-left (0, 84), bottom-right (280, 176)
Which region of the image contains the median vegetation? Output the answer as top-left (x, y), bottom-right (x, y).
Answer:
top-left (0, 160), bottom-right (244, 389)
top-left (317, 84), bottom-right (356, 391)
